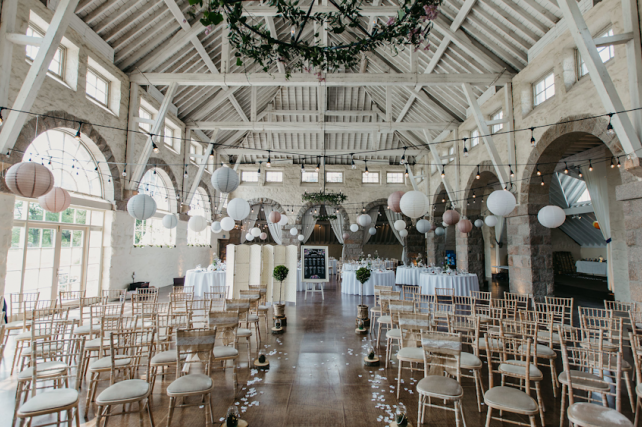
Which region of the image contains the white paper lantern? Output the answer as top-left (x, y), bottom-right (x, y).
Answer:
top-left (435, 227), bottom-right (445, 236)
top-left (260, 232), bottom-right (268, 240)
top-left (538, 205), bottom-right (566, 228)
top-left (279, 215), bottom-right (289, 226)
top-left (290, 227), bottom-right (298, 236)
top-left (487, 190), bottom-right (516, 217)
top-left (416, 219), bottom-right (431, 234)
top-left (5, 162), bottom-right (55, 198)
top-left (442, 221), bottom-right (448, 227)
top-left (268, 211), bottom-right (282, 224)
top-left (399, 191), bottom-right (429, 219)
top-left (350, 224), bottom-right (359, 232)
top-left (246, 233), bottom-right (254, 241)
top-left (251, 227), bottom-right (261, 237)
top-left (474, 219), bottom-right (484, 228)
top-left (342, 232), bottom-right (350, 240)
top-left (211, 221), bottom-right (222, 233)
top-left (163, 214), bottom-right (178, 229)
top-left (211, 167), bottom-right (239, 194)
top-left (484, 215), bottom-right (498, 227)
top-left (227, 198), bottom-right (250, 221)
top-left (221, 217), bottom-right (235, 231)
top-left (394, 220), bottom-right (406, 231)
top-left (127, 194), bottom-right (157, 220)
top-left (188, 215), bottom-right (207, 232)
top-left (357, 214), bottom-right (372, 227)
top-left (399, 229), bottom-right (409, 238)
top-left (369, 227), bottom-right (376, 236)
top-left (38, 187), bottom-right (70, 213)
top-left (297, 234), bottom-right (305, 241)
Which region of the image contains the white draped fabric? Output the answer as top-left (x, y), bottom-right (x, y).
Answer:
top-left (301, 209), bottom-right (317, 243)
top-left (185, 269), bottom-right (227, 297)
top-left (575, 260), bottom-right (608, 275)
top-left (385, 209), bottom-right (408, 265)
top-left (418, 273), bottom-right (479, 296)
top-left (580, 162), bottom-right (613, 290)
top-left (341, 270), bottom-right (395, 295)
top-left (240, 206), bottom-right (259, 244)
top-left (264, 205), bottom-right (283, 245)
top-left (329, 209), bottom-right (346, 259)
top-left (362, 208), bottom-right (379, 245)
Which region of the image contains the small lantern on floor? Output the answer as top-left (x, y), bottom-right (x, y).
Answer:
top-left (254, 349), bottom-right (270, 369)
top-left (272, 317), bottom-right (284, 334)
top-left (364, 340), bottom-right (380, 366)
top-left (391, 402), bottom-right (409, 427)
top-left (355, 318), bottom-right (367, 335)
top-left (222, 405), bottom-right (248, 427)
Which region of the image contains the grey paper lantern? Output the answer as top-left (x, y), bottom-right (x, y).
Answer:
top-left (416, 219), bottom-right (431, 234)
top-left (394, 220), bottom-right (406, 231)
top-left (188, 215), bottom-right (207, 232)
top-left (357, 214), bottom-right (372, 227)
top-left (297, 234), bottom-right (305, 241)
top-left (350, 224), bottom-right (359, 232)
top-left (6, 162), bottom-right (54, 198)
top-left (474, 219), bottom-right (484, 228)
top-left (227, 198), bottom-right (250, 221)
top-left (211, 167), bottom-right (239, 194)
top-left (162, 214), bottom-right (178, 229)
top-left (399, 229), bottom-right (409, 238)
top-left (127, 194), bottom-right (157, 220)
top-left (38, 187), bottom-right (70, 213)
top-left (400, 191), bottom-right (429, 219)
top-left (435, 227), bottom-right (445, 236)
top-left (211, 221), bottom-right (222, 233)
top-left (368, 227), bottom-right (376, 236)
top-left (221, 217), bottom-right (235, 231)
top-left (289, 227), bottom-right (298, 236)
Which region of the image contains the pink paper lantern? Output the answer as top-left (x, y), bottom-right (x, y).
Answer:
top-left (387, 191), bottom-right (405, 213)
top-left (342, 232), bottom-right (350, 240)
top-left (5, 162), bottom-right (54, 198)
top-left (260, 232), bottom-right (268, 240)
top-left (430, 223), bottom-right (437, 231)
top-left (268, 211), bottom-right (281, 224)
top-left (38, 187), bottom-right (71, 213)
top-left (443, 210), bottom-right (460, 226)
top-left (457, 219), bottom-right (473, 234)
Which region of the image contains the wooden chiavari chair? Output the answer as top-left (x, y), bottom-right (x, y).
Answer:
top-left (491, 298), bottom-right (518, 321)
top-left (385, 300), bottom-right (415, 368)
top-left (369, 285), bottom-right (391, 336)
top-left (58, 290), bottom-right (85, 310)
top-left (102, 288), bottom-right (126, 303)
top-left (629, 332), bottom-right (642, 426)
top-left (504, 292), bottom-right (532, 313)
top-left (4, 292), bottom-right (40, 347)
top-left (519, 309), bottom-right (559, 396)
top-left (240, 289), bottom-right (262, 345)
top-left (375, 291), bottom-right (401, 345)
top-left (149, 313), bottom-right (191, 391)
top-left (417, 331), bottom-right (466, 426)
top-left (450, 313), bottom-right (484, 412)
top-left (434, 287), bottom-right (454, 306)
top-left (186, 299), bottom-right (213, 328)
top-left (402, 285), bottom-right (419, 302)
top-left (249, 285), bottom-right (269, 336)
top-left (414, 294), bottom-right (434, 314)
top-left (545, 296), bottom-right (574, 327)
top-left (396, 313), bottom-right (432, 398)
top-left (11, 304), bottom-right (57, 375)
top-left (225, 299), bottom-right (252, 361)
top-left (208, 311), bottom-right (240, 388)
top-left (169, 292), bottom-right (193, 315)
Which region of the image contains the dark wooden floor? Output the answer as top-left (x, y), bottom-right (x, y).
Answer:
top-left (0, 279), bottom-right (633, 427)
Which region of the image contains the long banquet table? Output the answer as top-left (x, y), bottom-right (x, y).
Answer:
top-left (341, 270), bottom-right (395, 296)
top-left (185, 269), bottom-right (227, 297)
top-left (575, 260), bottom-right (607, 276)
top-left (418, 272), bottom-right (479, 296)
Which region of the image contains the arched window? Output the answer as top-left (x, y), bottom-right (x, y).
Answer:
top-left (187, 187), bottom-right (211, 245)
top-left (134, 168), bottom-right (176, 246)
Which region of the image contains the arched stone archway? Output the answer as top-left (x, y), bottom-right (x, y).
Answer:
top-left (291, 202), bottom-right (352, 254)
top-left (6, 111), bottom-right (122, 201)
top-left (143, 157), bottom-right (181, 214)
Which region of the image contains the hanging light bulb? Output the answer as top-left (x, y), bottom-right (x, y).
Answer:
top-left (441, 168), bottom-right (445, 178)
top-left (472, 191), bottom-right (476, 199)
top-left (610, 157), bottom-right (615, 168)
top-left (266, 150), bottom-right (271, 167)
top-left (75, 123), bottom-right (82, 140)
top-left (463, 143), bottom-right (469, 158)
top-left (564, 162), bottom-right (569, 174)
top-left (184, 164), bottom-right (188, 178)
top-left (589, 160), bottom-right (593, 172)
top-left (541, 176), bottom-right (545, 186)
top-left (209, 148), bottom-right (214, 159)
top-left (351, 154), bottom-right (356, 169)
top-left (442, 198), bottom-right (445, 203)
top-left (617, 157), bottom-right (622, 168)
top-left (122, 167), bottom-right (127, 177)
top-left (530, 127), bottom-right (536, 147)
top-left (316, 157), bottom-right (320, 172)
top-left (291, 26), bottom-right (296, 40)
top-left (405, 166), bottom-right (409, 177)
top-left (607, 113), bottom-right (615, 135)
top-left (364, 160), bottom-right (369, 175)
top-left (578, 170), bottom-right (583, 178)
top-left (476, 166), bottom-right (480, 180)
top-left (536, 164), bottom-right (541, 176)
top-left (509, 165), bottom-right (514, 177)
top-left (400, 147), bottom-right (406, 165)
top-left (0, 107), bottom-right (4, 126)
top-left (152, 141), bottom-right (159, 153)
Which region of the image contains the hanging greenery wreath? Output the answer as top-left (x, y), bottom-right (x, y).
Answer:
top-left (314, 214), bottom-right (338, 221)
top-left (188, 0), bottom-right (440, 75)
top-left (302, 191), bottom-right (347, 205)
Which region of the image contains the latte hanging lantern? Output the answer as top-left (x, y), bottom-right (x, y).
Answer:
top-left (342, 232), bottom-right (350, 240)
top-left (484, 215), bottom-right (498, 227)
top-left (394, 220), bottom-right (406, 231)
top-left (127, 194), bottom-right (157, 220)
top-left (416, 219), bottom-right (432, 234)
top-left (357, 214), bottom-right (372, 227)
top-left (268, 211), bottom-right (282, 224)
top-left (211, 221), bottom-right (222, 233)
top-left (227, 198), bottom-right (250, 221)
top-left (210, 167), bottom-right (239, 194)
top-left (260, 232), bottom-right (268, 240)
top-left (443, 210), bottom-right (461, 226)
top-left (188, 215), bottom-right (207, 232)
top-left (162, 214), bottom-right (179, 229)
top-left (537, 205), bottom-right (566, 228)
top-left (38, 187), bottom-right (70, 213)
top-left (5, 162), bottom-right (54, 198)
top-left (487, 190), bottom-right (516, 217)
top-left (399, 191), bottom-right (429, 218)
top-left (221, 216), bottom-right (236, 231)
top-left (387, 191), bottom-right (405, 213)
top-left (457, 218), bottom-right (473, 234)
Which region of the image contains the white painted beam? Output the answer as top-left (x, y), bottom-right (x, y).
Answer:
top-left (0, 0), bottom-right (80, 155)
top-left (262, 109), bottom-right (376, 117)
top-left (6, 34), bottom-right (42, 46)
top-left (594, 32), bottom-right (633, 47)
top-left (0, 0), bottom-right (18, 109)
top-left (134, 22), bottom-right (205, 72)
top-left (451, 0), bottom-right (477, 32)
top-left (265, 17), bottom-right (286, 74)
top-left (130, 72), bottom-right (513, 86)
top-left (462, 83), bottom-right (509, 187)
top-left (129, 82), bottom-right (179, 190)
top-left (505, 83), bottom-right (516, 167)
top-left (621, 0), bottom-right (642, 140)
top-left (564, 204), bottom-right (593, 215)
top-left (558, 0), bottom-right (642, 157)
top-left (185, 128), bottom-right (219, 206)
top-left (217, 148), bottom-right (422, 156)
top-left (190, 122), bottom-right (458, 131)
top-left (424, 130), bottom-right (458, 207)
top-left (251, 86), bottom-right (257, 122)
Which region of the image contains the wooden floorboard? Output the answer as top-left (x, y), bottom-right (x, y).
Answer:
top-left (0, 278), bottom-right (633, 427)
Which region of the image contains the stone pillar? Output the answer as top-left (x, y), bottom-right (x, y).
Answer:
top-left (456, 215), bottom-right (484, 286)
top-left (343, 229), bottom-right (364, 260)
top-left (0, 192), bottom-right (16, 297)
top-left (616, 181), bottom-right (642, 301)
top-left (506, 205), bottom-right (553, 296)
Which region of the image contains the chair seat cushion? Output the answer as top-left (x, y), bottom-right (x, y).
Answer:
top-left (18, 361), bottom-right (68, 379)
top-left (237, 328), bottom-right (252, 337)
top-left (518, 343), bottom-right (557, 358)
top-left (258, 305), bottom-right (268, 311)
top-left (558, 370), bottom-right (611, 391)
top-left (96, 379), bottom-right (150, 403)
top-left (537, 331), bottom-right (561, 343)
top-left (378, 315), bottom-right (391, 324)
top-left (484, 386), bottom-right (538, 413)
top-left (6, 320), bottom-right (29, 329)
top-left (73, 324), bottom-right (95, 335)
top-left (167, 374), bottom-right (213, 394)
top-left (248, 315), bottom-right (259, 322)
top-left (60, 299), bottom-right (80, 308)
top-left (18, 389), bottom-right (79, 414)
top-left (476, 337), bottom-right (501, 350)
top-left (89, 356), bottom-right (131, 370)
top-left (151, 350), bottom-right (186, 365)
top-left (397, 347), bottom-right (424, 361)
top-left (85, 338), bottom-right (112, 349)
top-left (499, 360), bottom-right (543, 380)
top-left (567, 402), bottom-right (633, 427)
top-left (15, 331), bottom-right (50, 341)
top-left (214, 345), bottom-right (238, 358)
top-left (580, 339), bottom-right (619, 352)
top-left (460, 352), bottom-right (482, 369)
top-left (417, 375), bottom-right (463, 397)
top-left (386, 329), bottom-right (401, 339)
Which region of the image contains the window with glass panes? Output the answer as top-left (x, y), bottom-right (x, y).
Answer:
top-left (266, 171), bottom-right (283, 182)
top-left (86, 69), bottom-right (109, 106)
top-left (190, 140), bottom-right (203, 165)
top-left (578, 29), bottom-right (614, 77)
top-left (326, 172), bottom-right (343, 183)
top-left (134, 169), bottom-right (175, 246)
top-left (533, 72), bottom-right (555, 106)
top-left (491, 110), bottom-right (503, 134)
top-left (301, 172), bottom-right (319, 182)
top-left (387, 172), bottom-right (404, 183)
top-left (241, 171), bottom-right (259, 182)
top-left (471, 130), bottom-right (480, 147)
top-left (26, 25), bottom-right (65, 78)
top-left (362, 172), bottom-right (379, 183)
top-left (164, 125), bottom-right (180, 153)
top-left (188, 188), bottom-right (211, 245)
top-left (139, 107), bottom-right (152, 133)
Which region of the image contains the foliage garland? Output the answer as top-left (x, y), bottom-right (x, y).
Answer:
top-left (313, 214), bottom-right (338, 221)
top-left (188, 0), bottom-right (441, 75)
top-left (302, 191), bottom-right (347, 205)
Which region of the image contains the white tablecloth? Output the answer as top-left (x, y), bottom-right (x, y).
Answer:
top-left (328, 259), bottom-right (337, 275)
top-left (576, 261), bottom-right (608, 276)
top-left (185, 269), bottom-right (227, 297)
top-left (418, 273), bottom-right (479, 296)
top-left (396, 267), bottom-right (430, 285)
top-left (341, 270), bottom-right (395, 295)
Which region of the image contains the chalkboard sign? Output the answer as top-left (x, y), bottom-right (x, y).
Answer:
top-left (301, 245), bottom-right (329, 283)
